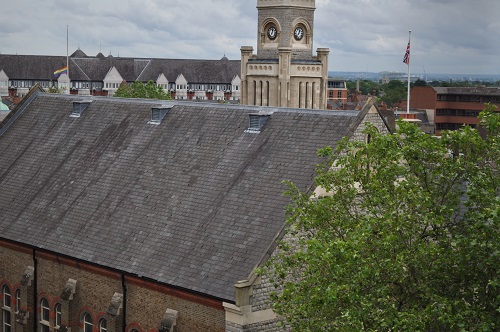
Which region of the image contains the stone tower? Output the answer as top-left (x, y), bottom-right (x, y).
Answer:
top-left (241, 0), bottom-right (329, 109)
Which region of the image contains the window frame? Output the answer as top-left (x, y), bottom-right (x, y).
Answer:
top-left (2, 286), bottom-right (10, 308)
top-left (39, 298), bottom-right (50, 332)
top-left (54, 303), bottom-right (62, 329)
top-left (14, 290), bottom-right (21, 314)
top-left (83, 313), bottom-right (93, 332)
top-left (2, 285), bottom-right (11, 332)
top-left (98, 318), bottom-right (107, 332)
top-left (2, 310), bottom-right (11, 332)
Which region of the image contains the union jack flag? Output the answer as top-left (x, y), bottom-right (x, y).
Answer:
top-left (403, 41), bottom-right (410, 65)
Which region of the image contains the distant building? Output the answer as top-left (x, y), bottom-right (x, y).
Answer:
top-left (240, 0), bottom-right (329, 109)
top-left (380, 71), bottom-right (420, 84)
top-left (0, 100), bottom-right (9, 123)
top-left (0, 50), bottom-right (241, 102)
top-left (411, 86), bottom-right (500, 135)
top-left (326, 79), bottom-right (348, 109)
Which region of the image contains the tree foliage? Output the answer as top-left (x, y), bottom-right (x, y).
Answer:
top-left (380, 80), bottom-right (407, 107)
top-left (346, 80), bottom-right (380, 96)
top-left (265, 104), bottom-right (500, 331)
top-left (114, 80), bottom-right (172, 100)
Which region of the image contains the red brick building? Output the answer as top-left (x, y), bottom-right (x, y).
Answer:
top-left (410, 86), bottom-right (500, 135)
top-left (326, 79), bottom-right (348, 110)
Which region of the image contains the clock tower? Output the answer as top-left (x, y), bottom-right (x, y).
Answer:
top-left (241, 0), bottom-right (329, 109)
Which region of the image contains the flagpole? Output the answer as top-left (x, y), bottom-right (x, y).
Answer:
top-left (406, 30), bottom-right (411, 114)
top-left (66, 25), bottom-right (69, 81)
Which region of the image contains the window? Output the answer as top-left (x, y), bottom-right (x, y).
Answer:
top-left (99, 319), bottom-right (107, 332)
top-left (2, 286), bottom-right (10, 308)
top-left (14, 290), bottom-right (20, 313)
top-left (55, 303), bottom-right (62, 328)
top-left (40, 298), bottom-right (50, 332)
top-left (83, 313), bottom-right (93, 332)
top-left (2, 310), bottom-right (10, 332)
top-left (337, 90), bottom-right (343, 99)
top-left (2, 286), bottom-right (11, 332)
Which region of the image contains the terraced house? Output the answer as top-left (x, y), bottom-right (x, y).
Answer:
top-left (0, 50), bottom-right (241, 102)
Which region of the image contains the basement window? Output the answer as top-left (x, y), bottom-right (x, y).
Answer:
top-left (245, 113), bottom-right (271, 133)
top-left (70, 100), bottom-right (92, 118)
top-left (149, 106), bottom-right (172, 125)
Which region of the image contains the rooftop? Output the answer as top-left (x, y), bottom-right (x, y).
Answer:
top-left (0, 91), bottom-right (366, 302)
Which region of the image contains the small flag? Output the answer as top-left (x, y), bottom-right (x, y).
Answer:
top-left (403, 42), bottom-right (410, 65)
top-left (53, 66), bottom-right (68, 77)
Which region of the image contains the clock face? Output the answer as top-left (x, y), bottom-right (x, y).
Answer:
top-left (267, 26), bottom-right (277, 40)
top-left (294, 26), bottom-right (304, 41)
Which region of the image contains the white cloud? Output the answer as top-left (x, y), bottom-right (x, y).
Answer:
top-left (1, 0), bottom-right (499, 74)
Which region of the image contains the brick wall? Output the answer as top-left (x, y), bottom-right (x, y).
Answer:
top-left (1, 242), bottom-right (225, 332)
top-left (126, 279), bottom-right (225, 332)
top-left (36, 254), bottom-right (123, 332)
top-left (0, 242), bottom-right (34, 332)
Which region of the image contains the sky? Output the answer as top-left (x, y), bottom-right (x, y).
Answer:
top-left (1, 0), bottom-right (499, 75)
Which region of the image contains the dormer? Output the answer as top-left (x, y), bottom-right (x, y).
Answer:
top-left (246, 113), bottom-right (271, 133)
top-left (0, 69), bottom-right (9, 89)
top-left (149, 105), bottom-right (172, 125)
top-left (103, 67), bottom-right (124, 94)
top-left (157, 73), bottom-right (169, 91)
top-left (0, 70), bottom-right (8, 97)
top-left (175, 74), bottom-right (188, 100)
top-left (231, 75), bottom-right (241, 92)
top-left (71, 100), bottom-right (92, 118)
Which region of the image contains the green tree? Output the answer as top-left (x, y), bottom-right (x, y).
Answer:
top-left (114, 80), bottom-right (171, 100)
top-left (380, 80), bottom-right (407, 107)
top-left (46, 81), bottom-right (65, 94)
top-left (346, 80), bottom-right (381, 96)
top-left (413, 79), bottom-right (427, 86)
top-left (265, 104), bottom-right (500, 331)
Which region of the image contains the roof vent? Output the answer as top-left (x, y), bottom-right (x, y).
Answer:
top-left (149, 106), bottom-right (172, 125)
top-left (245, 113), bottom-right (271, 133)
top-left (71, 100), bottom-right (92, 118)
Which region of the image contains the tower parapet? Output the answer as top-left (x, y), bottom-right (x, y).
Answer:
top-left (257, 0), bottom-right (315, 9)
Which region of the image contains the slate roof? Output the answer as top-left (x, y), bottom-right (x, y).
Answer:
top-left (0, 50), bottom-right (240, 84)
top-left (0, 92), bottom-right (367, 302)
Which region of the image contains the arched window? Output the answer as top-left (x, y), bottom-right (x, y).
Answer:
top-left (2, 285), bottom-right (10, 308)
top-left (39, 298), bottom-right (50, 332)
top-left (83, 313), bottom-right (93, 332)
top-left (14, 290), bottom-right (21, 313)
top-left (54, 303), bottom-right (62, 328)
top-left (99, 318), bottom-right (107, 332)
top-left (2, 285), bottom-right (11, 332)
